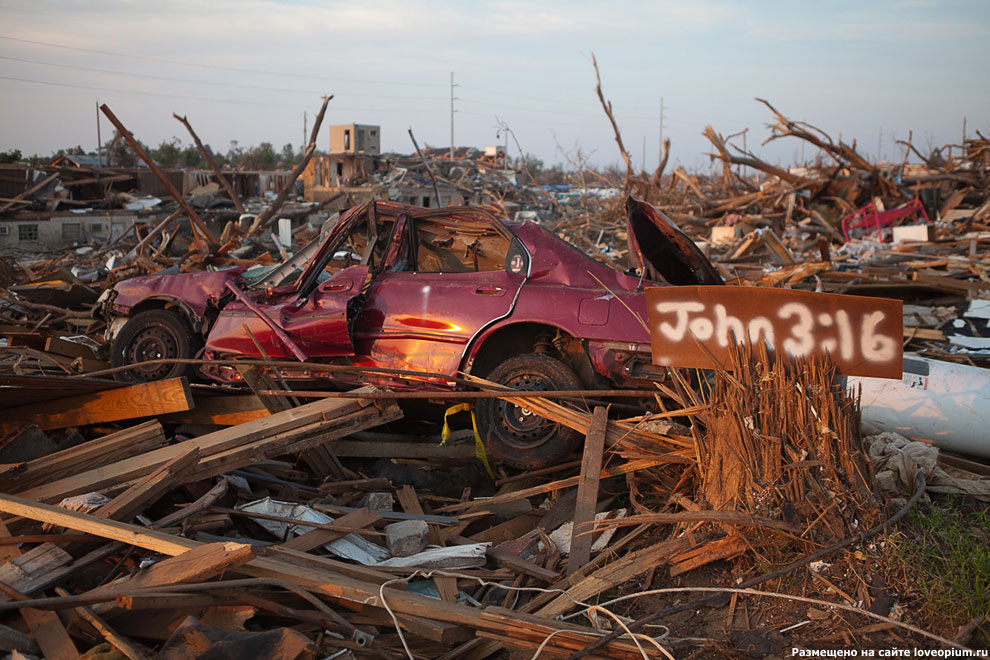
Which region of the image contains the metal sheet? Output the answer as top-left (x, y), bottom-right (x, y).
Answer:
top-left (646, 286), bottom-right (902, 378)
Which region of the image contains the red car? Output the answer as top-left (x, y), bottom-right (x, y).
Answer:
top-left (101, 196), bottom-right (722, 468)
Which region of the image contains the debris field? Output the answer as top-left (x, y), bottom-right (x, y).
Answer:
top-left (0, 95), bottom-right (989, 659)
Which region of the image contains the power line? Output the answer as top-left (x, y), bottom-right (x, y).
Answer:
top-left (0, 33), bottom-right (447, 88)
top-left (0, 74), bottom-right (446, 114)
top-left (0, 54), bottom-right (448, 101)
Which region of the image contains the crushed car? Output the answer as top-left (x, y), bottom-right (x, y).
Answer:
top-left (98, 196), bottom-right (723, 468)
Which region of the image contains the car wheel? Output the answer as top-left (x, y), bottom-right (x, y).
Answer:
top-left (110, 309), bottom-right (197, 383)
top-left (476, 353), bottom-right (583, 470)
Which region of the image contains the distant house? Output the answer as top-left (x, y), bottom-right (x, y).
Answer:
top-left (303, 123), bottom-right (388, 202)
top-left (50, 154), bottom-right (107, 169)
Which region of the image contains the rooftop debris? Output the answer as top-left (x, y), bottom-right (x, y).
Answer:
top-left (0, 91), bottom-right (989, 657)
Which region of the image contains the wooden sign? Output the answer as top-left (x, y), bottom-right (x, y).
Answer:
top-left (645, 286), bottom-right (903, 378)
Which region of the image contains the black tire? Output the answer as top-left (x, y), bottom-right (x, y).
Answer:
top-left (476, 353), bottom-right (583, 470)
top-left (110, 309), bottom-right (197, 383)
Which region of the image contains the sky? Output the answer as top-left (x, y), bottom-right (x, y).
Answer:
top-left (0, 0), bottom-right (987, 172)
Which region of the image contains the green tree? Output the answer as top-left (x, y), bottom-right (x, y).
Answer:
top-left (105, 131), bottom-right (143, 167)
top-left (52, 145), bottom-right (86, 158)
top-left (280, 142), bottom-right (295, 167)
top-left (180, 143), bottom-right (204, 168)
top-left (151, 137), bottom-right (182, 167)
top-left (255, 142), bottom-right (276, 169)
top-left (0, 148), bottom-right (22, 164)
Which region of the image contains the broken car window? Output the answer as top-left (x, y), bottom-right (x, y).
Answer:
top-left (320, 217), bottom-right (394, 280)
top-left (411, 217), bottom-right (509, 273)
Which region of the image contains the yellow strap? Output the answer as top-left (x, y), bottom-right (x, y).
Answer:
top-left (441, 403), bottom-right (496, 479)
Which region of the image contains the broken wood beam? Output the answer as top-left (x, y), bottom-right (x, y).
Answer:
top-left (18, 389), bottom-right (399, 503)
top-left (277, 507), bottom-right (382, 552)
top-left (125, 209), bottom-right (182, 260)
top-left (567, 406), bottom-right (607, 574)
top-left (94, 447), bottom-right (200, 522)
top-left (99, 103), bottom-right (218, 249)
top-left (55, 586), bottom-right (152, 660)
top-left (0, 493), bottom-right (656, 658)
top-left (85, 541), bottom-right (255, 602)
top-left (173, 113), bottom-right (245, 215)
top-left (0, 378), bottom-right (193, 435)
top-left (0, 172), bottom-right (59, 214)
top-left (0, 520), bottom-right (78, 660)
top-left (248, 95), bottom-right (332, 237)
top-left (1, 420), bottom-right (167, 494)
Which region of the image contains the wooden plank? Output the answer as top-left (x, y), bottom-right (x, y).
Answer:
top-left (913, 271), bottom-right (990, 294)
top-left (115, 593), bottom-right (217, 611)
top-left (0, 378), bottom-right (194, 434)
top-left (163, 394), bottom-right (268, 426)
top-left (43, 337), bottom-right (97, 361)
top-left (434, 575), bottom-right (458, 603)
top-left (0, 520), bottom-right (78, 660)
top-left (487, 545), bottom-right (557, 583)
top-left (1, 420), bottom-right (169, 493)
top-left (86, 542), bottom-right (255, 601)
top-left (0, 543), bottom-right (73, 598)
top-left (0, 374), bottom-right (121, 411)
top-left (670, 535), bottom-right (747, 577)
top-left (277, 508), bottom-right (381, 552)
top-left (537, 537), bottom-right (690, 619)
top-left (55, 587), bottom-right (151, 660)
top-left (567, 406), bottom-right (607, 575)
top-left (94, 447), bottom-right (200, 522)
top-left (396, 485), bottom-right (444, 547)
top-left (438, 458), bottom-right (672, 513)
top-left (0, 493), bottom-right (646, 652)
top-left (18, 390), bottom-right (392, 503)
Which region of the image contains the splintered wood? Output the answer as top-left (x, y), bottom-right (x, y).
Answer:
top-left (693, 341), bottom-right (876, 546)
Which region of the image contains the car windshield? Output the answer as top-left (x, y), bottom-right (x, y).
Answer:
top-left (241, 213), bottom-right (339, 289)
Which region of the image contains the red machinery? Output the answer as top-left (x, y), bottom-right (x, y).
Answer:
top-left (841, 199), bottom-right (931, 242)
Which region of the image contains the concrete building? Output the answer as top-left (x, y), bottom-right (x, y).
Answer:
top-left (329, 124), bottom-right (380, 155)
top-left (0, 211), bottom-right (149, 251)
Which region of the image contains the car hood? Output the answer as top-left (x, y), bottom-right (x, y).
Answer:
top-left (625, 195), bottom-right (723, 285)
top-left (111, 268), bottom-right (246, 319)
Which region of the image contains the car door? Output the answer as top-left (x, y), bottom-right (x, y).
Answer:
top-left (353, 212), bottom-right (529, 375)
top-left (205, 208), bottom-right (392, 360)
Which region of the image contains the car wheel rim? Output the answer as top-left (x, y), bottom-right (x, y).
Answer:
top-left (126, 323), bottom-right (179, 380)
top-left (493, 370), bottom-right (558, 450)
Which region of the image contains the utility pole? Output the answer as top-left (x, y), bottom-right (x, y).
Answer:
top-left (801, 119), bottom-right (805, 163)
top-left (642, 136), bottom-right (646, 172)
top-left (877, 127), bottom-right (883, 163)
top-left (96, 99), bottom-right (103, 167)
top-left (450, 72), bottom-right (456, 161)
top-left (741, 130), bottom-right (747, 177)
top-left (657, 97), bottom-right (664, 168)
top-left (303, 111), bottom-right (307, 152)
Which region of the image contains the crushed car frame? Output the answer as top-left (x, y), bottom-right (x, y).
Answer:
top-left (99, 196), bottom-right (723, 468)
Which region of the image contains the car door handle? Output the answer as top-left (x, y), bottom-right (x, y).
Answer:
top-left (475, 285), bottom-right (505, 295)
top-left (321, 280), bottom-right (353, 292)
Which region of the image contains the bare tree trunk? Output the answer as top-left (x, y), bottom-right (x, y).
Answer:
top-left (591, 54), bottom-right (633, 193)
top-left (651, 138), bottom-right (671, 189)
top-left (99, 104), bottom-right (219, 250)
top-left (248, 95), bottom-right (332, 237)
top-left (173, 113), bottom-right (245, 216)
top-left (703, 125), bottom-right (809, 187)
